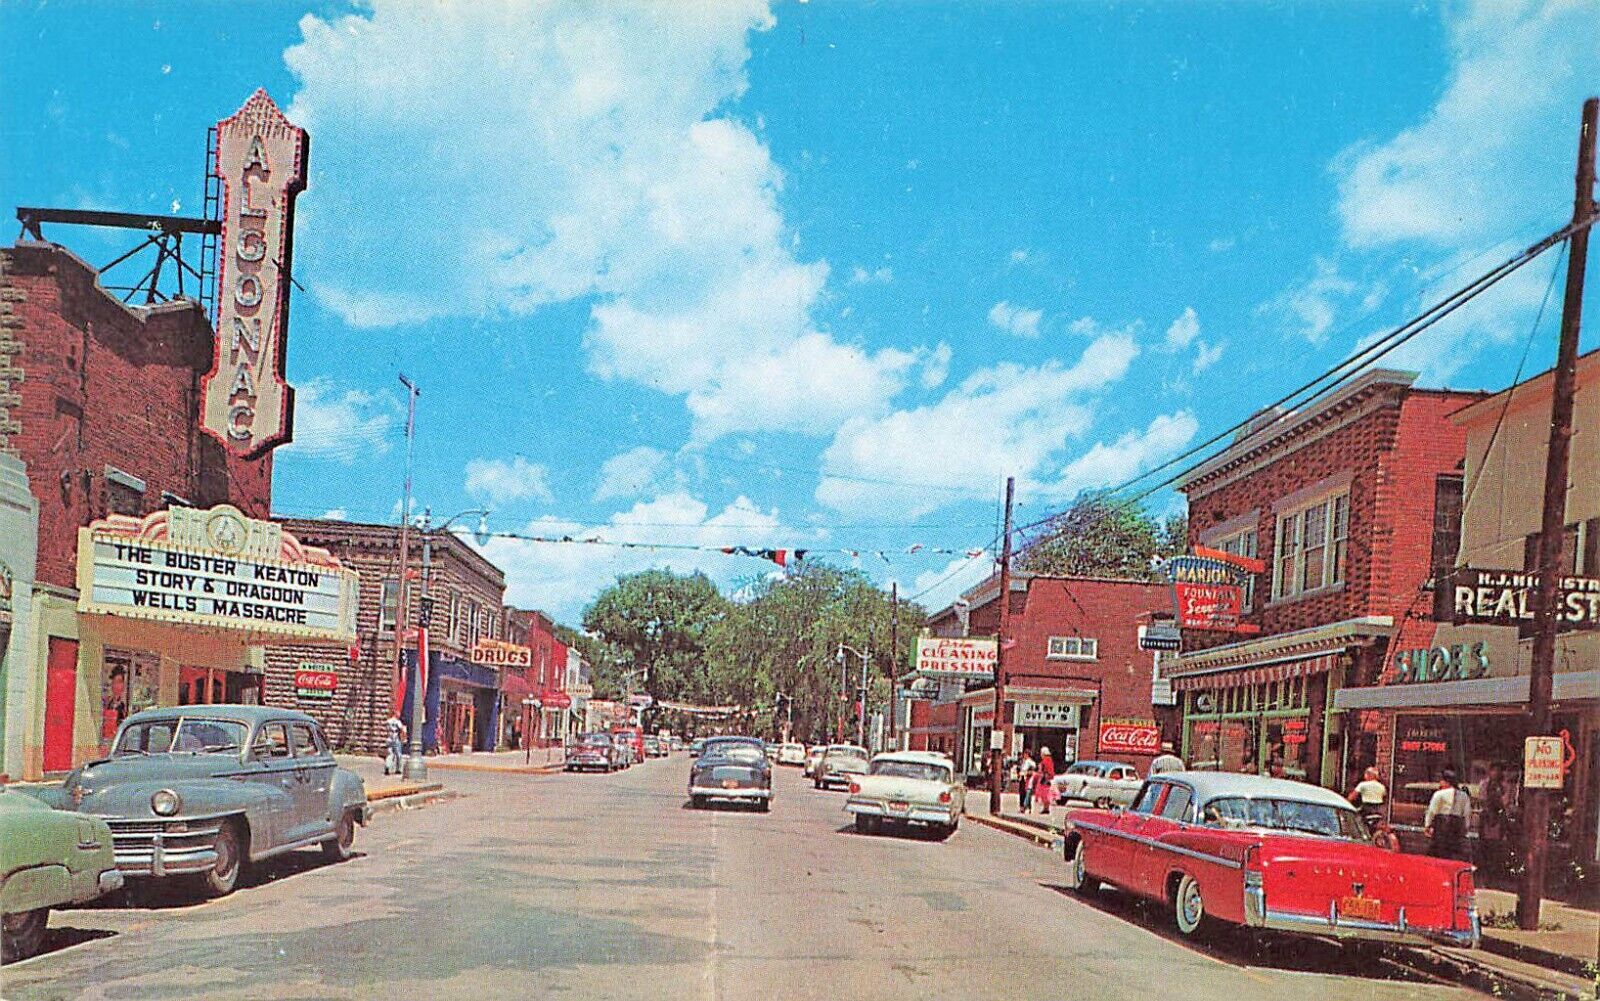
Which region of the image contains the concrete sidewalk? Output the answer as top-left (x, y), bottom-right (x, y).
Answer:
top-left (337, 746), bottom-right (567, 777)
top-left (967, 786), bottom-right (1598, 996)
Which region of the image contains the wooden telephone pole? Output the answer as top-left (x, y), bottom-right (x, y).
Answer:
top-left (988, 477), bottom-right (1015, 815)
top-left (1518, 96), bottom-right (1596, 931)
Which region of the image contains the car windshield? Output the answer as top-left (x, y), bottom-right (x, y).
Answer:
top-left (1202, 796), bottom-right (1370, 841)
top-left (577, 733), bottom-right (612, 746)
top-left (115, 718), bottom-right (248, 756)
top-left (869, 760), bottom-right (949, 783)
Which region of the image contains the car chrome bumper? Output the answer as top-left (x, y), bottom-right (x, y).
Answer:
top-left (97, 869), bottom-right (125, 895)
top-left (689, 785), bottom-right (770, 800)
top-left (845, 798), bottom-right (955, 824)
top-left (1245, 886), bottom-right (1479, 948)
top-left (107, 819), bottom-right (223, 877)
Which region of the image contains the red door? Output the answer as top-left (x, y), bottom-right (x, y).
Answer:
top-left (43, 638), bottom-right (78, 773)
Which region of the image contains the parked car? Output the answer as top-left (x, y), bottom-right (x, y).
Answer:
top-left (31, 705), bottom-right (369, 899)
top-left (803, 746), bottom-right (826, 778)
top-left (814, 745), bottom-right (869, 790)
top-left (642, 735), bottom-right (664, 758)
top-left (566, 732), bottom-right (624, 772)
top-left (610, 726), bottom-right (646, 764)
top-left (689, 737), bottom-right (706, 758)
top-left (1, 786), bottom-right (123, 963)
top-left (776, 743), bottom-right (807, 766)
top-left (1052, 760), bottom-right (1143, 809)
top-left (688, 737), bottom-right (772, 810)
top-left (845, 751), bottom-right (963, 839)
top-left (765, 742), bottom-right (780, 762)
top-left (1058, 772), bottom-right (1480, 947)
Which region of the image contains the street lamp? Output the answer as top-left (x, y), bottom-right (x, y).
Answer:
top-left (836, 643), bottom-right (871, 749)
top-left (401, 506), bottom-right (490, 782)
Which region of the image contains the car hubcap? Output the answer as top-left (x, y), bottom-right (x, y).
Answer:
top-left (1181, 882), bottom-right (1202, 929)
top-left (215, 832), bottom-right (237, 877)
top-left (1074, 846), bottom-right (1086, 884)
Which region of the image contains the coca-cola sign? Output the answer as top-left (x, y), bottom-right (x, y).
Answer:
top-left (1099, 717), bottom-right (1161, 755)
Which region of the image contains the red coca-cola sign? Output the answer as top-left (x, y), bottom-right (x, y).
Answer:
top-left (293, 668), bottom-right (338, 699)
top-left (1099, 718), bottom-right (1161, 755)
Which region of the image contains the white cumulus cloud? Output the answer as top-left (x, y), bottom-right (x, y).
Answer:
top-left (464, 456), bottom-right (555, 506)
top-left (284, 1), bottom-right (912, 441)
top-left (816, 333), bottom-right (1139, 518)
top-left (475, 491), bottom-right (793, 622)
top-left (987, 300), bottom-right (1044, 338)
top-left (593, 446), bottom-right (671, 502)
top-left (1162, 307), bottom-right (1200, 350)
top-left (1051, 412), bottom-right (1200, 496)
top-left (281, 379), bottom-right (395, 464)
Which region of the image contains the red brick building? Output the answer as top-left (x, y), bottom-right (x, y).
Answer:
top-left (263, 518), bottom-right (508, 755)
top-left (906, 573), bottom-right (1171, 778)
top-left (504, 608), bottom-right (571, 748)
top-left (1164, 370), bottom-right (1481, 791)
top-left (1, 242), bottom-right (278, 779)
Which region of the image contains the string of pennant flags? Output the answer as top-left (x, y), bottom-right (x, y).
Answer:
top-left (480, 529), bottom-right (992, 569)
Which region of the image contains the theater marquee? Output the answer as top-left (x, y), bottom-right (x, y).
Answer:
top-left (200, 89), bottom-right (308, 458)
top-left (77, 505), bottom-right (357, 643)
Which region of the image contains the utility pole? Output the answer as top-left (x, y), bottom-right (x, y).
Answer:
top-left (394, 373), bottom-right (418, 718)
top-left (1518, 95), bottom-right (1596, 931)
top-left (857, 628), bottom-right (872, 748)
top-left (403, 508), bottom-right (432, 781)
top-left (888, 581), bottom-right (899, 747)
top-left (988, 476), bottom-right (1015, 815)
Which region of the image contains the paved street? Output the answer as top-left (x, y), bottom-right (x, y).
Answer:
top-left (4, 759), bottom-right (1480, 1001)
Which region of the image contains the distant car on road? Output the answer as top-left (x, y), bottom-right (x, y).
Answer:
top-left (610, 726), bottom-right (646, 764)
top-left (803, 746), bottom-right (826, 778)
top-left (1051, 760), bottom-right (1143, 809)
top-left (1, 786), bottom-right (123, 962)
top-left (30, 705), bottom-right (368, 899)
top-left (689, 738), bottom-right (706, 758)
top-left (776, 743), bottom-right (807, 766)
top-left (765, 742), bottom-right (779, 762)
top-left (688, 737), bottom-right (772, 811)
top-left (845, 751), bottom-right (963, 839)
top-left (566, 732), bottom-right (624, 772)
top-left (643, 735), bottom-right (666, 758)
top-left (1059, 772), bottom-right (1480, 947)
top-left (814, 745), bottom-right (869, 790)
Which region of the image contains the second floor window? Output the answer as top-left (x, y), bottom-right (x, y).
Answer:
top-left (1047, 636), bottom-right (1098, 660)
top-left (379, 580), bottom-right (399, 632)
top-left (467, 600), bottom-right (481, 648)
top-left (1211, 527), bottom-right (1259, 609)
top-left (1273, 492), bottom-right (1349, 602)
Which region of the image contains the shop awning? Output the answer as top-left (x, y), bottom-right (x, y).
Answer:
top-left (1171, 651), bottom-right (1339, 692)
top-left (1333, 669), bottom-right (1600, 710)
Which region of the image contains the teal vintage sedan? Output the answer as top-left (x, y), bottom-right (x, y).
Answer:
top-left (31, 705), bottom-right (369, 899)
top-left (1, 785), bottom-right (122, 963)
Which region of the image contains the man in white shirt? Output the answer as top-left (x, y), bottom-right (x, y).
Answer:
top-left (1149, 741), bottom-right (1185, 775)
top-left (385, 714), bottom-right (407, 775)
top-left (1349, 766), bottom-right (1387, 830)
top-left (1424, 768), bottom-right (1472, 859)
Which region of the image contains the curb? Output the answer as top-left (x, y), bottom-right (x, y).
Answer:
top-left (963, 806), bottom-right (1594, 1000)
top-left (963, 810), bottom-right (1058, 848)
top-left (1479, 934), bottom-right (1599, 982)
top-left (425, 761), bottom-right (565, 775)
top-left (366, 782), bottom-right (443, 802)
top-left (367, 787), bottom-right (460, 815)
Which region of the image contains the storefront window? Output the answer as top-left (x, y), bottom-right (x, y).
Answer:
top-left (102, 648), bottom-right (158, 746)
top-left (1391, 712), bottom-right (1580, 852)
top-left (1185, 679), bottom-right (1312, 778)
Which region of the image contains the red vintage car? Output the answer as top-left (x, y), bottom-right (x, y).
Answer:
top-left (1059, 772), bottom-right (1479, 948)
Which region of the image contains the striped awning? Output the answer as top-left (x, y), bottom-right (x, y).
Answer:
top-left (1171, 652), bottom-right (1339, 692)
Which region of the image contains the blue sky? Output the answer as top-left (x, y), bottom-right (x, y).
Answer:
top-left (4, 0), bottom-right (1596, 623)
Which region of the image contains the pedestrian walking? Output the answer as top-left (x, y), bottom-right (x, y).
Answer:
top-left (1017, 749), bottom-right (1037, 812)
top-left (1424, 768), bottom-right (1472, 861)
top-left (385, 713), bottom-right (407, 775)
top-left (1348, 766), bottom-right (1388, 833)
top-left (1035, 747), bottom-right (1056, 815)
top-left (1149, 741), bottom-right (1185, 775)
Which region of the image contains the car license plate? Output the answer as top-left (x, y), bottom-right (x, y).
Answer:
top-left (1337, 896), bottom-right (1382, 921)
top-left (888, 801), bottom-right (910, 812)
top-left (721, 779), bottom-right (739, 789)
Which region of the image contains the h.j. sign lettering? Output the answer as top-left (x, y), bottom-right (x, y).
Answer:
top-left (201, 90), bottom-right (308, 458)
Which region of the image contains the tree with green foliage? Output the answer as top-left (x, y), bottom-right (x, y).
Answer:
top-left (1018, 491), bottom-right (1187, 580)
top-left (581, 569), bottom-right (730, 706)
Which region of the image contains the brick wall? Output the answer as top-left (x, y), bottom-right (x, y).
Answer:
top-left (1183, 386), bottom-right (1476, 644)
top-left (261, 519), bottom-right (507, 753)
top-left (3, 243), bottom-right (272, 589)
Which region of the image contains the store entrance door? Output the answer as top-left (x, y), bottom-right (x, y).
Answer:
top-left (444, 699), bottom-right (475, 753)
top-left (43, 638), bottom-right (78, 773)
